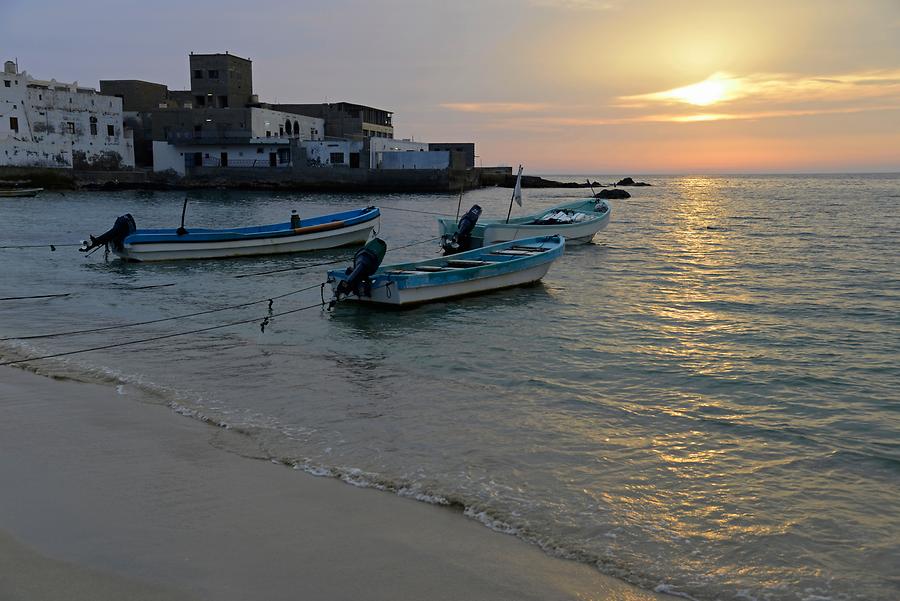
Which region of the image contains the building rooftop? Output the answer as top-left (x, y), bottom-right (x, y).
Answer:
top-left (189, 52), bottom-right (251, 63)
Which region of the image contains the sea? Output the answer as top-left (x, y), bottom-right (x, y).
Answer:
top-left (1, 173), bottom-right (898, 601)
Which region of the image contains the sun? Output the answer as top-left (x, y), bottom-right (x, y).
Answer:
top-left (669, 78), bottom-right (730, 106)
top-left (644, 72), bottom-right (740, 107)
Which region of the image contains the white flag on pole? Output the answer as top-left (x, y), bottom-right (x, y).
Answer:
top-left (512, 164), bottom-right (524, 206)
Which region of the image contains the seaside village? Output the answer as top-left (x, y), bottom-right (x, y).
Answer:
top-left (0, 53), bottom-right (486, 189)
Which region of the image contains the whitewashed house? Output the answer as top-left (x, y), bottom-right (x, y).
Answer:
top-left (0, 60), bottom-right (134, 169)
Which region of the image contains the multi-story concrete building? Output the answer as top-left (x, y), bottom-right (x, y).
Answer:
top-left (0, 60), bottom-right (134, 169)
top-left (188, 53), bottom-right (253, 110)
top-left (151, 106), bottom-right (324, 175)
top-left (275, 102), bottom-right (393, 140)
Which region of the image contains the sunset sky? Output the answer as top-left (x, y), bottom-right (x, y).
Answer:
top-left (3, 0), bottom-right (898, 173)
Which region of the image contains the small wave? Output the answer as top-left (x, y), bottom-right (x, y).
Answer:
top-left (654, 584), bottom-right (701, 600)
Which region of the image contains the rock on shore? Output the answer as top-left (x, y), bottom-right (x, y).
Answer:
top-left (615, 177), bottom-right (651, 186)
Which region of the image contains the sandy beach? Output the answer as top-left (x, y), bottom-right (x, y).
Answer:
top-left (0, 366), bottom-right (670, 601)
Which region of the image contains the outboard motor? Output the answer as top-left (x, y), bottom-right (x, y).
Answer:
top-left (440, 204), bottom-right (482, 255)
top-left (334, 237), bottom-right (387, 300)
top-left (79, 214), bottom-right (137, 253)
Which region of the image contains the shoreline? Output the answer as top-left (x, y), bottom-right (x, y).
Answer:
top-left (0, 365), bottom-right (672, 601)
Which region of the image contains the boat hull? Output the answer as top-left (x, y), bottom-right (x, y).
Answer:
top-left (481, 213), bottom-right (609, 245)
top-left (351, 260), bottom-right (553, 306)
top-left (328, 235), bottom-right (564, 307)
top-left (115, 216), bottom-right (378, 261)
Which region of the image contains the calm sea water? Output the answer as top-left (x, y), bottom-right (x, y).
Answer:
top-left (1, 174), bottom-right (898, 601)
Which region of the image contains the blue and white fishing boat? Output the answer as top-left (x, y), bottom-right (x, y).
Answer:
top-left (328, 235), bottom-right (564, 307)
top-left (80, 206), bottom-right (380, 262)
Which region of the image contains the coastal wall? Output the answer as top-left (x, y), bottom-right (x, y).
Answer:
top-left (184, 164), bottom-right (461, 191)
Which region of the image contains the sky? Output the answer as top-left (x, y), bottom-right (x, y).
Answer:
top-left (3, 0), bottom-right (899, 173)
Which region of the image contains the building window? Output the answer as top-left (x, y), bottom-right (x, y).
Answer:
top-left (266, 131), bottom-right (271, 138)
top-left (279, 126), bottom-right (284, 137)
top-left (90, 116), bottom-right (98, 135)
top-left (330, 152), bottom-right (345, 164)
top-left (256, 147), bottom-right (263, 154)
top-left (218, 95), bottom-right (228, 108)
top-left (208, 70), bottom-right (219, 79)
top-left (9, 117), bottom-right (18, 133)
top-left (66, 122), bottom-right (75, 134)
top-left (3, 80), bottom-right (9, 87)
top-left (194, 70), bottom-right (203, 79)
top-left (195, 95), bottom-right (205, 107)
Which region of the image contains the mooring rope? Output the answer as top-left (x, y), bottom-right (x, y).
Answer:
top-left (0, 300), bottom-right (326, 367)
top-left (235, 236), bottom-right (441, 279)
top-left (0, 283), bottom-right (323, 342)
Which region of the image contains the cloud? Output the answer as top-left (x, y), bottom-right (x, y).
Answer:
top-left (440, 69), bottom-right (900, 131)
top-left (439, 102), bottom-right (549, 113)
top-left (529, 0), bottom-right (615, 9)
top-left (471, 103), bottom-right (900, 131)
top-left (622, 70), bottom-right (900, 108)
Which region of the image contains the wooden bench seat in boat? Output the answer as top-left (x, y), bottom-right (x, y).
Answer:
top-left (445, 259), bottom-right (495, 267)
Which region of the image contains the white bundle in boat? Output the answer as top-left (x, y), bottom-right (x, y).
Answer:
top-left (539, 210), bottom-right (588, 224)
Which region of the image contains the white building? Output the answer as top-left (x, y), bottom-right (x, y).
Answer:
top-left (0, 60), bottom-right (134, 169)
top-left (301, 139), bottom-right (365, 167)
top-left (152, 107), bottom-right (324, 175)
top-left (153, 138), bottom-right (297, 175)
top-left (369, 137), bottom-right (449, 170)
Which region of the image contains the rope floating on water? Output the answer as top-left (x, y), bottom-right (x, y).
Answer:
top-left (0, 293), bottom-right (71, 301)
top-left (0, 243), bottom-right (81, 250)
top-left (377, 206), bottom-right (451, 217)
top-left (0, 300), bottom-right (326, 367)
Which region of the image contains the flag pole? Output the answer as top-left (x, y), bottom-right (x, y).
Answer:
top-left (506, 164), bottom-right (523, 224)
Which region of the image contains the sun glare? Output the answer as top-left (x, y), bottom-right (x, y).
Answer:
top-left (653, 73), bottom-right (739, 106)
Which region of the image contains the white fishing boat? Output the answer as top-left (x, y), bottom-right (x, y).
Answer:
top-left (438, 198), bottom-right (610, 248)
top-left (0, 187), bottom-right (43, 198)
top-left (438, 165), bottom-right (610, 252)
top-left (328, 235), bottom-right (564, 307)
top-left (80, 206), bottom-right (380, 262)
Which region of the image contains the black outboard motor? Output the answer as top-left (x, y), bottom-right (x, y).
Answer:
top-left (79, 214), bottom-right (137, 253)
top-left (440, 204), bottom-right (482, 254)
top-left (334, 237), bottom-right (388, 299)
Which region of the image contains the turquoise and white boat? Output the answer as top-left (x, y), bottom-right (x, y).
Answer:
top-left (328, 235), bottom-right (564, 307)
top-left (437, 198), bottom-right (610, 249)
top-left (81, 206), bottom-right (380, 262)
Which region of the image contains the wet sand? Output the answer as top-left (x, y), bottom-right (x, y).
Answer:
top-left (0, 366), bottom-right (670, 601)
